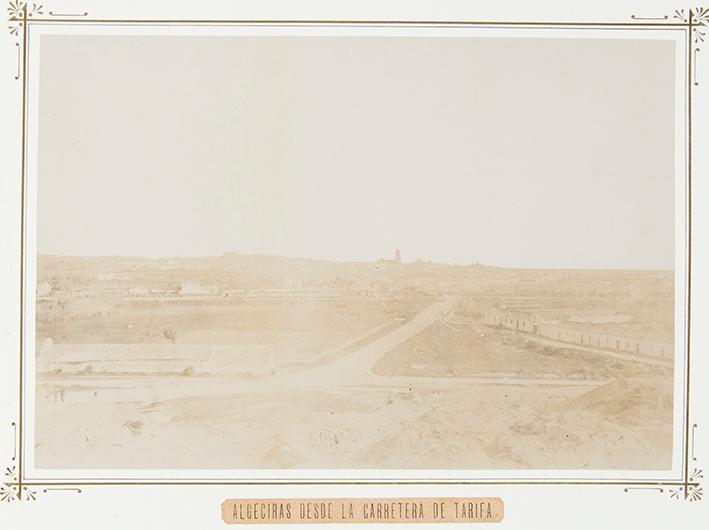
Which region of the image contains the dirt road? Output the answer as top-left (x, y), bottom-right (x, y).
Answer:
top-left (39, 295), bottom-right (606, 408)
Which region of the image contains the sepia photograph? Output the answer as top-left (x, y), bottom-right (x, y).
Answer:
top-left (33, 34), bottom-right (677, 470)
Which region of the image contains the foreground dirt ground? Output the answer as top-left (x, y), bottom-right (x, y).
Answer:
top-left (35, 366), bottom-right (672, 469)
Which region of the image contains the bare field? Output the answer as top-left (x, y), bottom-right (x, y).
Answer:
top-left (373, 317), bottom-right (669, 381)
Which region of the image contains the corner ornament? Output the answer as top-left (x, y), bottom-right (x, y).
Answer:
top-left (625, 422), bottom-right (702, 501)
top-left (1, 423), bottom-right (81, 502)
top-left (676, 7), bottom-right (709, 85)
top-left (634, 7), bottom-right (709, 85)
top-left (1, 465), bottom-right (38, 502)
top-left (666, 421), bottom-right (703, 501)
top-left (673, 7), bottom-right (709, 40)
top-left (669, 469), bottom-right (704, 502)
top-left (0, 422), bottom-right (36, 502)
top-left (7, 1), bottom-right (42, 35)
top-left (7, 1), bottom-right (42, 79)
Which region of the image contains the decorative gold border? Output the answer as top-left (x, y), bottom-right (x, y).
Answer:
top-left (2, 1), bottom-right (703, 503)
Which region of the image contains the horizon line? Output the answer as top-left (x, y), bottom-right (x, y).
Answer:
top-left (36, 252), bottom-right (674, 273)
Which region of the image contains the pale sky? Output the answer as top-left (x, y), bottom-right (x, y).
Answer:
top-left (38, 35), bottom-right (675, 269)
